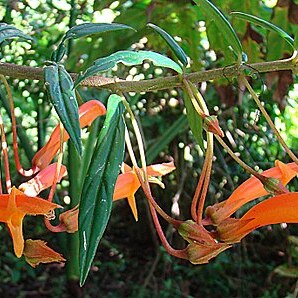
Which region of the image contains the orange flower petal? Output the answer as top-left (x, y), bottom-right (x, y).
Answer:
top-left (206, 161), bottom-right (298, 224)
top-left (113, 172), bottom-right (140, 200)
top-left (127, 195), bottom-right (138, 221)
top-left (217, 192), bottom-right (298, 243)
top-left (32, 100), bottom-right (106, 170)
top-left (19, 163), bottom-right (67, 197)
top-left (146, 161), bottom-right (176, 176)
top-left (0, 187), bottom-right (60, 257)
top-left (23, 239), bottom-right (65, 267)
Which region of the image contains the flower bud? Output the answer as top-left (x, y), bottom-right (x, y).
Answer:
top-left (260, 176), bottom-right (289, 195)
top-left (203, 115), bottom-right (224, 137)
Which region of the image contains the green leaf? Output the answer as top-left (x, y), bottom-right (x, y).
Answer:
top-left (53, 23), bottom-right (135, 62)
top-left (0, 23), bottom-right (33, 44)
top-left (63, 23), bottom-right (135, 41)
top-left (184, 95), bottom-right (204, 150)
top-left (193, 0), bottom-right (244, 63)
top-left (294, 31), bottom-right (298, 51)
top-left (147, 115), bottom-right (188, 163)
top-left (44, 62), bottom-right (82, 155)
top-left (79, 94), bottom-right (125, 286)
top-left (147, 23), bottom-right (188, 67)
top-left (231, 12), bottom-right (295, 50)
top-left (75, 50), bottom-right (183, 87)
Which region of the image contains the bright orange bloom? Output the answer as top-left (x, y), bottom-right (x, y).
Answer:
top-left (113, 162), bottom-right (176, 221)
top-left (0, 187), bottom-right (60, 257)
top-left (23, 239), bottom-right (65, 267)
top-left (216, 192), bottom-right (298, 243)
top-left (18, 163), bottom-right (67, 197)
top-left (32, 100), bottom-right (106, 171)
top-left (206, 161), bottom-right (298, 224)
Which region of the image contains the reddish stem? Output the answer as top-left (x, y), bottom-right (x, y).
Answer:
top-left (1, 75), bottom-right (35, 176)
top-left (134, 166), bottom-right (182, 228)
top-left (149, 203), bottom-right (188, 260)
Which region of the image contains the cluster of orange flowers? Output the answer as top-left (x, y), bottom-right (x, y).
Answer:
top-left (1, 94), bottom-right (298, 268)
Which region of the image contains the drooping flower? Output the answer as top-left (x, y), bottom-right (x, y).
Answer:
top-left (205, 161), bottom-right (298, 225)
top-left (216, 192), bottom-right (298, 243)
top-left (0, 187), bottom-right (60, 257)
top-left (23, 239), bottom-right (65, 267)
top-left (32, 100), bottom-right (106, 171)
top-left (18, 163), bottom-right (67, 196)
top-left (113, 162), bottom-right (176, 221)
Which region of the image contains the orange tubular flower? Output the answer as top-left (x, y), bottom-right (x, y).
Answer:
top-left (32, 100), bottom-right (106, 171)
top-left (205, 161), bottom-right (298, 225)
top-left (0, 187), bottom-right (60, 257)
top-left (18, 163), bottom-right (67, 197)
top-left (216, 192), bottom-right (298, 243)
top-left (23, 239), bottom-right (65, 267)
top-left (113, 162), bottom-right (176, 221)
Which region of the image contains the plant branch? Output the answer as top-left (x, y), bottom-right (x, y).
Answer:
top-left (0, 58), bottom-right (297, 92)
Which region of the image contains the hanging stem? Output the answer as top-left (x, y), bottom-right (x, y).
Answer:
top-left (183, 79), bottom-right (214, 223)
top-left (149, 203), bottom-right (188, 260)
top-left (0, 113), bottom-right (11, 192)
top-left (124, 125), bottom-right (181, 227)
top-left (240, 75), bottom-right (298, 164)
top-left (0, 75), bottom-right (35, 176)
top-left (215, 134), bottom-right (263, 180)
top-left (196, 132), bottom-right (213, 223)
top-left (120, 93), bottom-right (149, 186)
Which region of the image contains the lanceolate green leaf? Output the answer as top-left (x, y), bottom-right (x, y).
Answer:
top-left (53, 23), bottom-right (135, 62)
top-left (75, 50), bottom-right (183, 87)
top-left (193, 0), bottom-right (243, 63)
top-left (79, 94), bottom-right (125, 286)
top-left (63, 23), bottom-right (135, 41)
top-left (184, 95), bottom-right (204, 150)
top-left (231, 12), bottom-right (295, 50)
top-left (147, 23), bottom-right (188, 67)
top-left (0, 23), bottom-right (33, 44)
top-left (44, 62), bottom-right (82, 155)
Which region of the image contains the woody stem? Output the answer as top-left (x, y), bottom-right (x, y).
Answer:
top-left (241, 75), bottom-right (298, 165)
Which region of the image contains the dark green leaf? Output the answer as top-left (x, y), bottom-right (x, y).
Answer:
top-left (75, 50), bottom-right (183, 87)
top-left (295, 31), bottom-right (298, 50)
top-left (44, 62), bottom-right (82, 155)
top-left (147, 23), bottom-right (188, 67)
top-left (193, 0), bottom-right (244, 63)
top-left (63, 23), bottom-right (135, 42)
top-left (184, 95), bottom-right (204, 150)
top-left (53, 23), bottom-right (135, 62)
top-left (79, 94), bottom-right (125, 286)
top-left (231, 12), bottom-right (295, 49)
top-left (0, 23), bottom-right (33, 44)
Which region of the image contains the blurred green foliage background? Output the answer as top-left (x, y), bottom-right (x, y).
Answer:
top-left (0, 0), bottom-right (298, 297)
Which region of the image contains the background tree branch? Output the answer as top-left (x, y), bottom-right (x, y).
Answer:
top-left (0, 58), bottom-right (297, 93)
